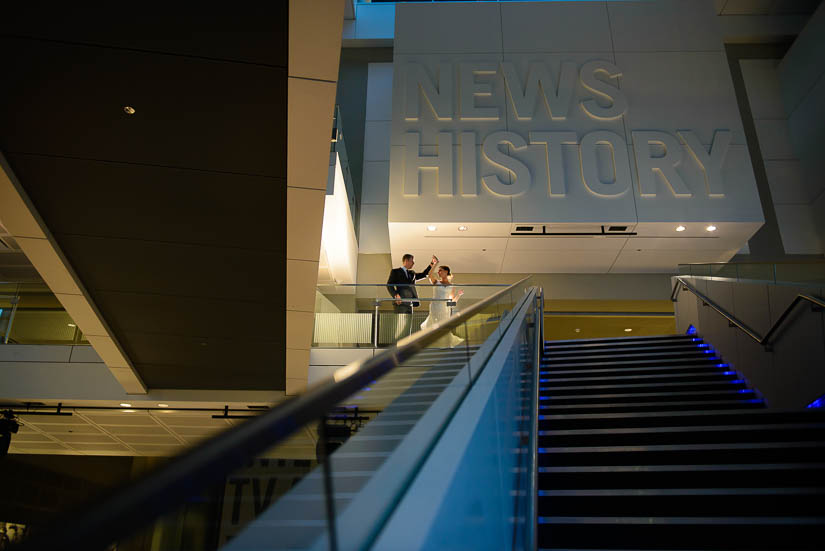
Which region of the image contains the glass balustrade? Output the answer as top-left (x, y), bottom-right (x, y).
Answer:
top-left (313, 282), bottom-right (512, 347)
top-left (678, 262), bottom-right (825, 287)
top-left (0, 282), bottom-right (88, 345)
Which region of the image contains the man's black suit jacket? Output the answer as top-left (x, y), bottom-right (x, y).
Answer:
top-left (386, 265), bottom-right (432, 306)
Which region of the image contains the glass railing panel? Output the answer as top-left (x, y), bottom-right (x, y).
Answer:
top-left (22, 279), bottom-right (534, 551)
top-left (0, 281), bottom-right (87, 345)
top-left (678, 262), bottom-right (825, 287)
top-left (313, 282), bottom-right (512, 348)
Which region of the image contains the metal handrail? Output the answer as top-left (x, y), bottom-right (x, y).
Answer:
top-left (19, 276), bottom-right (532, 551)
top-left (671, 276), bottom-right (825, 348)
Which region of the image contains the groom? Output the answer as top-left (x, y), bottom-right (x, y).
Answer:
top-left (387, 253), bottom-right (438, 314)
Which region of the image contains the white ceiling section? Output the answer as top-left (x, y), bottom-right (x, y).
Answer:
top-left (387, 1), bottom-right (765, 274)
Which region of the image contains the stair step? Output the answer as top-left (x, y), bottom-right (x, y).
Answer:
top-left (539, 409), bottom-right (825, 429)
top-left (539, 441), bottom-right (825, 467)
top-left (546, 357), bottom-right (724, 370)
top-left (541, 364), bottom-right (726, 377)
top-left (543, 342), bottom-right (709, 357)
top-left (540, 372), bottom-right (738, 386)
top-left (545, 335), bottom-right (696, 347)
top-left (540, 380), bottom-right (747, 396)
top-left (541, 389), bottom-right (758, 404)
top-left (539, 463), bottom-right (825, 489)
top-left (540, 399), bottom-right (764, 414)
top-left (537, 518), bottom-right (825, 550)
top-left (537, 488), bottom-right (825, 516)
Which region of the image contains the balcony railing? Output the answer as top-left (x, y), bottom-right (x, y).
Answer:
top-left (314, 282), bottom-right (512, 347)
top-left (0, 282), bottom-right (87, 345)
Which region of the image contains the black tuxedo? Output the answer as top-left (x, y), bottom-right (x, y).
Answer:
top-left (387, 265), bottom-right (432, 312)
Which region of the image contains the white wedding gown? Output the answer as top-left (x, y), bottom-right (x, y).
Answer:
top-left (420, 282), bottom-right (464, 347)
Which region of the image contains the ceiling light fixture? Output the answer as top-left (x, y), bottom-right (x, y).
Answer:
top-left (675, 225), bottom-right (686, 232)
top-left (458, 225), bottom-right (469, 231)
top-left (123, 106), bottom-right (136, 115)
top-left (122, 409), bottom-right (136, 413)
top-left (157, 403), bottom-right (169, 408)
top-left (120, 403), bottom-right (132, 407)
top-left (706, 225), bottom-right (717, 232)
top-left (624, 328), bottom-right (633, 332)
top-left (67, 323), bottom-right (76, 327)
top-left (574, 328), bottom-right (581, 333)
top-left (426, 225), bottom-right (437, 232)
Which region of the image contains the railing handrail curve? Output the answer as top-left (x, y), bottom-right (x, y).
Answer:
top-left (18, 276), bottom-right (532, 551)
top-left (671, 276), bottom-right (825, 348)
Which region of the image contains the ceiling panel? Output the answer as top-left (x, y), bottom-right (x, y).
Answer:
top-left (0, 37), bottom-right (287, 178)
top-left (1, 11), bottom-right (288, 67)
top-left (9, 154), bottom-right (287, 251)
top-left (501, 249), bottom-right (621, 273)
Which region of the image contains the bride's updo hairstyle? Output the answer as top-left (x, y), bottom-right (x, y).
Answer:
top-left (440, 265), bottom-right (453, 283)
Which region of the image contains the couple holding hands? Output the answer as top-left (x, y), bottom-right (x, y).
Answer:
top-left (386, 253), bottom-right (464, 344)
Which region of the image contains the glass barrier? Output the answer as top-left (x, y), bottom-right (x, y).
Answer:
top-left (0, 282), bottom-right (88, 345)
top-left (15, 279), bottom-right (536, 551)
top-left (678, 262), bottom-right (825, 287)
top-left (313, 282), bottom-right (512, 348)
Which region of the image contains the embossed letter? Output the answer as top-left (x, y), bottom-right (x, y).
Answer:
top-left (529, 131), bottom-right (577, 197)
top-left (404, 132), bottom-right (454, 197)
top-left (459, 63), bottom-right (500, 121)
top-left (579, 131), bottom-right (632, 197)
top-left (405, 63), bottom-right (453, 121)
top-left (501, 61), bottom-right (577, 121)
top-left (459, 132), bottom-right (478, 196)
top-left (632, 131), bottom-right (692, 198)
top-left (678, 130), bottom-right (730, 198)
top-left (481, 131), bottom-right (531, 197)
top-left (580, 61), bottom-right (628, 121)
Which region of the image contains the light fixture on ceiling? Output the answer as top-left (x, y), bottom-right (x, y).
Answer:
top-left (67, 323), bottom-right (76, 327)
top-left (624, 328), bottom-right (633, 332)
top-left (675, 225), bottom-right (686, 232)
top-left (120, 403), bottom-right (132, 407)
top-left (123, 106), bottom-right (136, 115)
top-left (458, 225), bottom-right (469, 232)
top-left (706, 225), bottom-right (717, 232)
top-left (157, 403), bottom-right (169, 408)
top-left (574, 328), bottom-right (581, 333)
top-left (121, 409), bottom-right (136, 413)
top-left (426, 225), bottom-right (437, 232)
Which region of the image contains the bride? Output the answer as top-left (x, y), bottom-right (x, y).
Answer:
top-left (420, 264), bottom-right (464, 347)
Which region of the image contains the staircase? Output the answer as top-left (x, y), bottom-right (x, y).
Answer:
top-left (536, 334), bottom-right (825, 551)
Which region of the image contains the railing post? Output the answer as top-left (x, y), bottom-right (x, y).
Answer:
top-left (4, 289), bottom-right (20, 344)
top-left (373, 301), bottom-right (380, 348)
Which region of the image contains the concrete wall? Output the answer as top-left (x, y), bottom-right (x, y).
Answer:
top-left (673, 276), bottom-right (825, 408)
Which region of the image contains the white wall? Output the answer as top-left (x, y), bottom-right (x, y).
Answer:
top-left (358, 63), bottom-right (393, 254)
top-left (778, 2), bottom-right (825, 255)
top-left (741, 59), bottom-right (822, 255)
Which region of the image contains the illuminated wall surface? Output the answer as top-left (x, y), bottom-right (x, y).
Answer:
top-left (386, 0), bottom-right (765, 273)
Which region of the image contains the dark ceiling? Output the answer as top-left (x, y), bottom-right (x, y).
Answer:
top-left (1, 11), bottom-right (289, 389)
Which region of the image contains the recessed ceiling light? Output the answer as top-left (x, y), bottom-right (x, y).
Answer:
top-left (426, 225), bottom-right (437, 232)
top-left (706, 225), bottom-right (717, 232)
top-left (675, 225), bottom-right (686, 232)
top-left (624, 328), bottom-right (633, 332)
top-left (122, 409), bottom-right (136, 413)
top-left (120, 403), bottom-right (132, 407)
top-left (458, 225), bottom-right (469, 232)
top-left (123, 106), bottom-right (136, 115)
top-left (67, 323), bottom-right (76, 327)
top-left (157, 403), bottom-right (169, 408)
top-left (574, 328), bottom-right (581, 333)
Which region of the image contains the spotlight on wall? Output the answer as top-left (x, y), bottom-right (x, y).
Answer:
top-left (426, 225), bottom-right (437, 232)
top-left (624, 328), bottom-right (633, 332)
top-left (675, 225), bottom-right (686, 232)
top-left (458, 225), bottom-right (469, 232)
top-left (706, 225), bottom-right (717, 232)
top-left (123, 106), bottom-right (136, 115)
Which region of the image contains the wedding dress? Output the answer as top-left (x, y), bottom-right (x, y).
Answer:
top-left (420, 282), bottom-right (464, 347)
